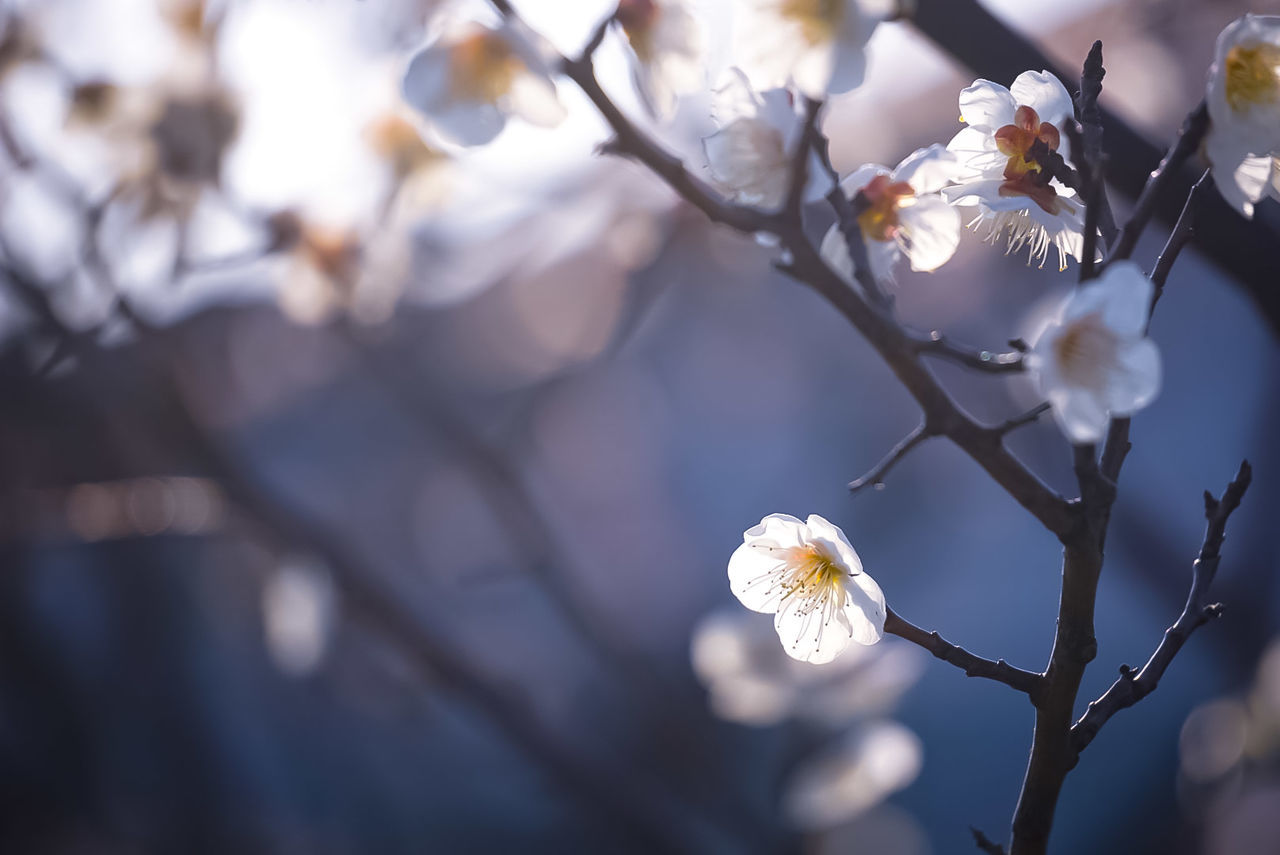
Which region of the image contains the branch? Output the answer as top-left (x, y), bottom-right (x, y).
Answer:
top-left (885, 608), bottom-right (1044, 698)
top-left (1070, 461), bottom-right (1253, 757)
top-left (1073, 41), bottom-right (1118, 251)
top-left (972, 827), bottom-right (1008, 855)
top-left (810, 131), bottom-right (893, 309)
top-left (783, 97), bottom-right (823, 221)
top-left (993, 402), bottom-right (1051, 437)
top-left (1149, 169), bottom-right (1212, 317)
top-left (492, 1), bottom-right (1077, 540)
top-left (1105, 102), bottom-right (1209, 265)
top-left (911, 329), bottom-right (1025, 374)
top-left (848, 422), bottom-right (933, 493)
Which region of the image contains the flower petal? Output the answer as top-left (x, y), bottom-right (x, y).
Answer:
top-left (1049, 387), bottom-right (1110, 444)
top-left (958, 79), bottom-right (1016, 129)
top-left (844, 570), bottom-right (886, 645)
top-left (1010, 70), bottom-right (1074, 127)
top-left (892, 144), bottom-right (963, 194)
top-left (1105, 338), bottom-right (1162, 415)
top-left (896, 194), bottom-right (961, 272)
top-left (804, 514), bottom-right (863, 575)
top-left (1064, 261), bottom-right (1152, 335)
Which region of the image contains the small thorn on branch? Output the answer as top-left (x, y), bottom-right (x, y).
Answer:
top-left (971, 826), bottom-right (1007, 854)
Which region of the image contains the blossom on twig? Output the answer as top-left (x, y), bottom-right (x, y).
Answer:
top-left (1204, 14), bottom-right (1280, 218)
top-left (944, 71), bottom-right (1085, 270)
top-left (1026, 261), bottom-right (1162, 444)
top-left (821, 144), bottom-right (963, 283)
top-left (615, 0), bottom-right (705, 120)
top-left (401, 19), bottom-right (565, 147)
top-left (727, 513), bottom-right (885, 664)
top-left (702, 69), bottom-right (831, 209)
top-left (735, 0), bottom-right (878, 99)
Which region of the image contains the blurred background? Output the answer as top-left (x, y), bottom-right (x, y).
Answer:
top-left (0, 0), bottom-right (1277, 852)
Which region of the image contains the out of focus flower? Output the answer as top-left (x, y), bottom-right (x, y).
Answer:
top-left (727, 513), bottom-right (885, 664)
top-left (614, 0), bottom-right (704, 120)
top-left (703, 69), bottom-right (831, 209)
top-left (401, 19), bottom-right (565, 147)
top-left (691, 608), bottom-right (923, 726)
top-left (820, 144), bottom-right (963, 283)
top-left (944, 71), bottom-right (1084, 270)
top-left (262, 558), bottom-right (337, 678)
top-left (783, 720), bottom-right (923, 829)
top-left (1026, 261), bottom-right (1161, 444)
top-left (735, 0), bottom-right (877, 99)
top-left (1205, 15), bottom-right (1280, 218)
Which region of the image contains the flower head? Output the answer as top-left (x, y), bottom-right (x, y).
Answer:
top-left (1027, 261), bottom-right (1162, 443)
top-left (615, 0), bottom-right (705, 120)
top-left (735, 0), bottom-right (877, 99)
top-left (820, 144), bottom-right (964, 282)
top-left (944, 71), bottom-right (1085, 270)
top-left (727, 513), bottom-right (885, 664)
top-left (703, 69), bottom-right (832, 209)
top-left (1205, 15), bottom-right (1280, 217)
top-left (402, 19), bottom-right (565, 147)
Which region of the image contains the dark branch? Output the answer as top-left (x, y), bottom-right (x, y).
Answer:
top-left (1105, 102), bottom-right (1209, 265)
top-left (911, 330), bottom-right (1025, 374)
top-left (1074, 40), bottom-right (1118, 250)
top-left (993, 402), bottom-right (1051, 437)
top-left (972, 827), bottom-right (1008, 855)
top-left (1070, 461), bottom-right (1253, 757)
top-left (784, 97), bottom-right (824, 221)
top-left (1149, 169), bottom-right (1213, 316)
top-left (885, 609), bottom-right (1043, 698)
top-left (811, 131), bottom-right (893, 309)
top-left (848, 422), bottom-right (934, 493)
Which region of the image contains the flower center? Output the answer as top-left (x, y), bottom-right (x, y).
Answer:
top-left (1224, 42), bottom-right (1280, 113)
top-left (1052, 311), bottom-right (1120, 389)
top-left (994, 105), bottom-right (1064, 214)
top-left (855, 174), bottom-right (915, 241)
top-left (779, 0), bottom-right (844, 45)
top-left (778, 543), bottom-right (846, 607)
top-left (449, 31), bottom-right (523, 104)
top-left (616, 0), bottom-right (661, 61)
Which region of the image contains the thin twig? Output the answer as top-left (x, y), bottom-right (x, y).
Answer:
top-left (885, 609), bottom-right (1043, 698)
top-left (1105, 102), bottom-right (1209, 266)
top-left (972, 827), bottom-right (1008, 855)
top-left (783, 97), bottom-right (823, 221)
top-left (810, 131), bottom-right (893, 309)
top-left (1069, 461), bottom-right (1253, 757)
top-left (1149, 169), bottom-right (1212, 317)
top-left (1074, 41), bottom-right (1118, 251)
top-left (848, 423), bottom-right (933, 492)
top-left (993, 402), bottom-right (1051, 437)
top-left (912, 330), bottom-right (1025, 374)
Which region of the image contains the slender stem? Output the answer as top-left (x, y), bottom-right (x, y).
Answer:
top-left (1070, 461), bottom-right (1252, 756)
top-left (886, 609), bottom-right (1043, 697)
top-left (1105, 102), bottom-right (1209, 265)
top-left (849, 423), bottom-right (933, 492)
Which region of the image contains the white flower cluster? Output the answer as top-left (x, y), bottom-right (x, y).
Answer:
top-left (394, 5), bottom-right (1275, 663)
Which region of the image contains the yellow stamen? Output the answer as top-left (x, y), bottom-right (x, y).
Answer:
top-left (779, 0), bottom-right (844, 45)
top-left (1225, 42), bottom-right (1280, 112)
top-left (449, 31), bottom-right (524, 104)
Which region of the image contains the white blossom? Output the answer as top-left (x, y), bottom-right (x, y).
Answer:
top-left (615, 0), bottom-right (705, 120)
top-left (820, 144), bottom-right (963, 283)
top-left (783, 720), bottom-right (923, 830)
top-left (727, 513), bottom-right (885, 664)
top-left (1205, 15), bottom-right (1280, 218)
top-left (735, 0), bottom-right (878, 99)
top-left (690, 609), bottom-right (924, 726)
top-left (401, 19), bottom-right (565, 147)
top-left (1026, 261), bottom-right (1162, 444)
top-left (943, 71), bottom-right (1085, 271)
top-left (702, 69), bottom-right (832, 209)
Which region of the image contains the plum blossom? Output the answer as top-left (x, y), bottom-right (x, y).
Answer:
top-left (944, 71), bottom-right (1085, 271)
top-left (1204, 15), bottom-right (1280, 218)
top-left (736, 0), bottom-right (878, 99)
top-left (1026, 261), bottom-right (1162, 444)
top-left (402, 19), bottom-right (565, 147)
top-left (727, 513), bottom-right (885, 664)
top-left (690, 609), bottom-right (924, 726)
top-left (820, 144), bottom-right (964, 283)
top-left (614, 0), bottom-right (705, 120)
top-left (702, 69), bottom-right (832, 209)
